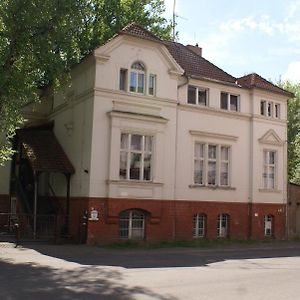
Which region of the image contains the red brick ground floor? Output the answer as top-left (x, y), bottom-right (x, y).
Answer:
top-left (0, 195), bottom-right (287, 244)
top-left (84, 198), bottom-right (286, 245)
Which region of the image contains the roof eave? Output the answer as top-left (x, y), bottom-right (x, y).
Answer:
top-left (188, 74), bottom-right (240, 88)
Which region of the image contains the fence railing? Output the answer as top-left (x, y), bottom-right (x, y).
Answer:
top-left (0, 213), bottom-right (67, 241)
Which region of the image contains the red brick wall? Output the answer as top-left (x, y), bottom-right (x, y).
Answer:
top-left (82, 198), bottom-right (287, 245)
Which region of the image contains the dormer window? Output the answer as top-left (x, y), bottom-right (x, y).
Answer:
top-left (130, 62), bottom-right (145, 94)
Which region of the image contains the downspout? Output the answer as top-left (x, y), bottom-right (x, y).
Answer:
top-left (248, 91), bottom-right (254, 239)
top-left (173, 75), bottom-right (189, 239)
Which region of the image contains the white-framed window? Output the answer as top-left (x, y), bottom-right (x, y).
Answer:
top-left (194, 143), bottom-right (231, 186)
top-left (188, 85), bottom-right (208, 106)
top-left (264, 215), bottom-right (273, 237)
top-left (119, 68), bottom-right (127, 91)
top-left (260, 100), bottom-right (280, 119)
top-left (274, 104), bottom-right (280, 118)
top-left (130, 62), bottom-right (145, 93)
top-left (119, 210), bottom-right (145, 240)
top-left (217, 214), bottom-right (229, 238)
top-left (193, 214), bottom-right (206, 238)
top-left (119, 62), bottom-right (157, 96)
top-left (220, 92), bottom-right (239, 112)
top-left (148, 74), bottom-right (156, 96)
top-left (208, 145), bottom-right (217, 185)
top-left (263, 150), bottom-right (276, 189)
top-left (120, 133), bottom-right (153, 181)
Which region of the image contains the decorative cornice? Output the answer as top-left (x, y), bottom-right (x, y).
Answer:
top-left (108, 110), bottom-right (168, 124)
top-left (189, 130), bottom-right (238, 141)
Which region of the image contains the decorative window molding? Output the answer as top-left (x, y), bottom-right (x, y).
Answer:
top-left (190, 130), bottom-right (238, 141)
top-left (258, 129), bottom-right (284, 146)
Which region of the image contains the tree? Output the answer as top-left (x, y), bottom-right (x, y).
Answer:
top-left (281, 81), bottom-right (300, 183)
top-left (0, 0), bottom-right (171, 165)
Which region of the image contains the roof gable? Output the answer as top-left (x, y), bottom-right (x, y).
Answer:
top-left (237, 73), bottom-right (292, 97)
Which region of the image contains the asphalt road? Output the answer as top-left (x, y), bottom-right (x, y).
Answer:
top-left (1, 242), bottom-right (300, 299)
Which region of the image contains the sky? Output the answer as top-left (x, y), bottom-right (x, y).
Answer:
top-left (163, 0), bottom-right (300, 83)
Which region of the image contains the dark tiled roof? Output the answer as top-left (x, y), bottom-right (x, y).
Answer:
top-left (164, 41), bottom-right (237, 84)
top-left (18, 130), bottom-right (75, 174)
top-left (237, 73), bottom-right (293, 97)
top-left (119, 23), bottom-right (162, 43)
top-left (118, 24), bottom-right (291, 96)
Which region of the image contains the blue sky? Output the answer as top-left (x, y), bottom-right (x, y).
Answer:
top-left (163, 0), bottom-right (300, 83)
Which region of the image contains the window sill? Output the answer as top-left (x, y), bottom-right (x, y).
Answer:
top-left (107, 179), bottom-right (163, 187)
top-left (189, 184), bottom-right (236, 190)
top-left (259, 188), bottom-right (282, 193)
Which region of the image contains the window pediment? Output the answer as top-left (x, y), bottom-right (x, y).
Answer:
top-left (258, 129), bottom-right (284, 146)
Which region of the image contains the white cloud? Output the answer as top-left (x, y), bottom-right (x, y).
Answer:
top-left (282, 61), bottom-right (300, 83)
top-left (219, 15), bottom-right (300, 40)
top-left (286, 0), bottom-right (300, 20)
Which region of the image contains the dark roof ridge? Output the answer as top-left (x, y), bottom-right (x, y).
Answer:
top-left (164, 40), bottom-right (237, 84)
top-left (238, 73), bottom-right (293, 97)
top-left (119, 22), bottom-right (162, 43)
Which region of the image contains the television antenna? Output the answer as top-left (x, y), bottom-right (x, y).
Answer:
top-left (172, 0), bottom-right (188, 41)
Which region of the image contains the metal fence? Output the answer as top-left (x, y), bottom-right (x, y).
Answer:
top-left (0, 213), bottom-right (66, 241)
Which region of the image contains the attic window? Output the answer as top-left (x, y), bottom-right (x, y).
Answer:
top-left (130, 61), bottom-right (145, 93)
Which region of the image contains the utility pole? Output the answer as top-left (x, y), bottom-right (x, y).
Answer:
top-left (172, 0), bottom-right (176, 41)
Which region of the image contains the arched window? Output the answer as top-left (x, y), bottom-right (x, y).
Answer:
top-left (217, 214), bottom-right (229, 238)
top-left (193, 213), bottom-right (206, 238)
top-left (130, 61), bottom-right (145, 93)
top-left (264, 215), bottom-right (274, 237)
top-left (119, 210), bottom-right (145, 240)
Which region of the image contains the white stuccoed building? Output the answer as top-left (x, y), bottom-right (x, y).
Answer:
top-left (0, 24), bottom-right (292, 243)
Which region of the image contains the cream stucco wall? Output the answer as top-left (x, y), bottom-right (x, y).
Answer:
top-left (20, 34), bottom-right (288, 207)
top-left (49, 58), bottom-right (96, 197)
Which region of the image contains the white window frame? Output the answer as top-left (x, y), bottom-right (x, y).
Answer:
top-left (130, 62), bottom-right (146, 94)
top-left (120, 133), bottom-right (153, 181)
top-left (193, 143), bottom-right (231, 187)
top-left (148, 74), bottom-right (156, 96)
top-left (220, 146), bottom-right (230, 187)
top-left (217, 214), bottom-right (229, 238)
top-left (193, 214), bottom-right (206, 238)
top-left (220, 92), bottom-right (240, 112)
top-left (119, 210), bottom-right (145, 240)
top-left (262, 149), bottom-right (276, 189)
top-left (264, 215), bottom-right (273, 237)
top-left (260, 100), bottom-right (280, 119)
top-left (188, 85), bottom-right (209, 106)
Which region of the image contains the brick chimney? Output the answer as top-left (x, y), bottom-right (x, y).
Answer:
top-left (186, 43), bottom-right (202, 56)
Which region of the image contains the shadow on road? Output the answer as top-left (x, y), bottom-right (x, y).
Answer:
top-left (0, 258), bottom-right (177, 300)
top-left (15, 242), bottom-right (300, 269)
